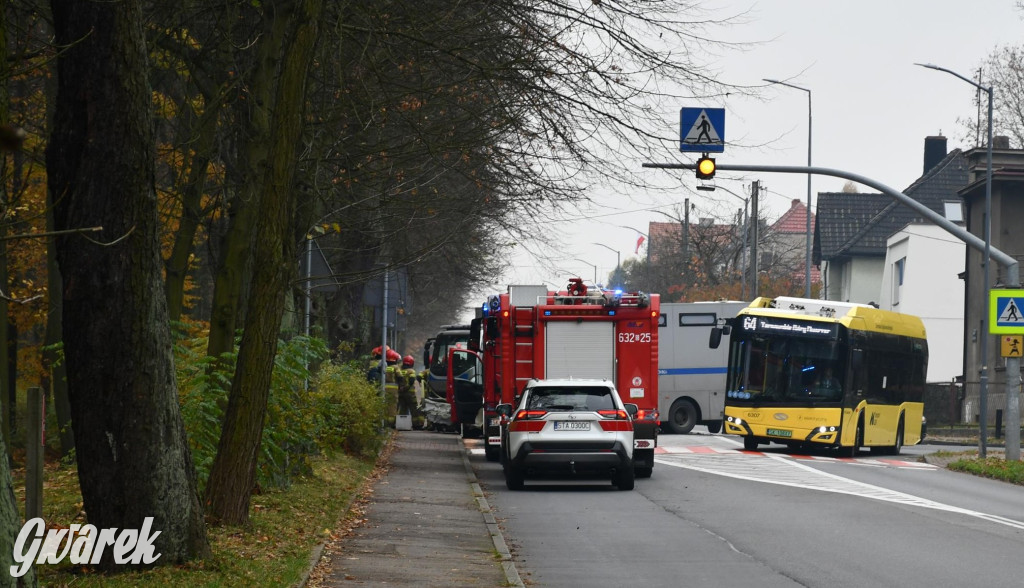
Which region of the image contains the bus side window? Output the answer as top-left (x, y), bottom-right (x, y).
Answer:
top-left (851, 349), bottom-right (869, 399)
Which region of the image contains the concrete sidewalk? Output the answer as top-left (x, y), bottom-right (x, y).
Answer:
top-left (312, 430), bottom-right (521, 587)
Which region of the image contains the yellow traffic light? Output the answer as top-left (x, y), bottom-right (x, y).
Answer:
top-left (696, 156), bottom-right (716, 179)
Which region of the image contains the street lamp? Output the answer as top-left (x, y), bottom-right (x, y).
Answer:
top-left (593, 242), bottom-right (621, 285)
top-left (916, 62), bottom-right (995, 458)
top-left (574, 258), bottom-right (597, 284)
top-left (764, 78), bottom-right (813, 298)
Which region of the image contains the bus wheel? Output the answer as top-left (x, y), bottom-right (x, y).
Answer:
top-left (841, 423), bottom-right (863, 458)
top-left (706, 420), bottom-right (722, 434)
top-left (667, 399), bottom-right (698, 434)
top-left (743, 437), bottom-right (759, 451)
top-left (887, 422), bottom-right (904, 456)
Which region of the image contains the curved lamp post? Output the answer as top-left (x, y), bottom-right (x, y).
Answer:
top-left (764, 78), bottom-right (813, 298)
top-left (916, 62), bottom-right (996, 458)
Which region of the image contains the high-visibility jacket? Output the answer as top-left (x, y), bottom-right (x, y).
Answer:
top-left (385, 365), bottom-right (400, 390)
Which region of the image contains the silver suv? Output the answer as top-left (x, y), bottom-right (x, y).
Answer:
top-left (497, 379), bottom-right (637, 491)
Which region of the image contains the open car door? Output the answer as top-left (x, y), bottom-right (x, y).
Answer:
top-left (446, 347), bottom-right (484, 425)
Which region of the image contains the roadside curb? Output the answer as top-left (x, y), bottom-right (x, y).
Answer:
top-left (461, 441), bottom-right (525, 588)
top-left (294, 542), bottom-right (326, 588)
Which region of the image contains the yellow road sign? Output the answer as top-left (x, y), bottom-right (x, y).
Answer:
top-left (1002, 335), bottom-right (1023, 358)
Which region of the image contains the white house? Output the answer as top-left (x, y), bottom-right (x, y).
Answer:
top-left (878, 222), bottom-right (965, 383)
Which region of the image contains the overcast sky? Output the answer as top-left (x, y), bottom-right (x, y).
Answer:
top-left (466, 0), bottom-right (1022, 318)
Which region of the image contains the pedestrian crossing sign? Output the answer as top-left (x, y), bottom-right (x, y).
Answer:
top-left (680, 107), bottom-right (725, 153)
top-left (990, 288), bottom-right (1024, 334)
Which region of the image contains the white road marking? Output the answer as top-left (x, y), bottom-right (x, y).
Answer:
top-left (656, 448), bottom-right (1024, 531)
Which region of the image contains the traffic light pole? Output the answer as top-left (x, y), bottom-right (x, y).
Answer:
top-left (643, 160), bottom-right (1022, 460)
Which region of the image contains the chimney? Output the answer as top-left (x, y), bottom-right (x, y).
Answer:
top-left (792, 199), bottom-right (800, 209)
top-left (923, 136), bottom-right (947, 173)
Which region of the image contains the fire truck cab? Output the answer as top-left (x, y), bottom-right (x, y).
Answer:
top-left (464, 279), bottom-right (661, 477)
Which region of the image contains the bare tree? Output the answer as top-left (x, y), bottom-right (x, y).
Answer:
top-left (963, 44), bottom-right (1024, 149)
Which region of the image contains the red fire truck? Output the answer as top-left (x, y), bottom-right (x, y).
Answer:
top-left (449, 279), bottom-right (661, 477)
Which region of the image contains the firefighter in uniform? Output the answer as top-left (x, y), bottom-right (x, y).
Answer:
top-left (366, 350), bottom-right (384, 384)
top-left (397, 355), bottom-right (418, 424)
top-left (383, 349), bottom-right (401, 423)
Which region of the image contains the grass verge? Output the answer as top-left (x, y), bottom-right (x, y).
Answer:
top-left (13, 446), bottom-right (380, 587)
top-left (947, 455), bottom-right (1024, 485)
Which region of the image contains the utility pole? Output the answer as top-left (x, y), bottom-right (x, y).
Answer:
top-left (737, 206), bottom-right (748, 300)
top-left (683, 198), bottom-right (691, 280)
top-left (380, 267), bottom-right (388, 398)
top-left (750, 181), bottom-right (760, 298)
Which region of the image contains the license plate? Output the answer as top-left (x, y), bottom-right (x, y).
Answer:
top-left (553, 421), bottom-right (591, 431)
top-left (766, 428), bottom-right (792, 438)
top-left (489, 418), bottom-right (500, 427)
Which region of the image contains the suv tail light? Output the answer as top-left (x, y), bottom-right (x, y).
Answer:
top-left (597, 409), bottom-right (629, 420)
top-left (515, 409), bottom-right (548, 420)
top-left (509, 409), bottom-right (548, 432)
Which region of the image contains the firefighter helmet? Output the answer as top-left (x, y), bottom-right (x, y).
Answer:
top-left (403, 355), bottom-right (415, 367)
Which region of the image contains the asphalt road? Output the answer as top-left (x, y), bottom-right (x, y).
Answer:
top-left (469, 431), bottom-right (1024, 587)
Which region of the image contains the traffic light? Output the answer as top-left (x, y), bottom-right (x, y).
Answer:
top-left (696, 155), bottom-right (716, 180)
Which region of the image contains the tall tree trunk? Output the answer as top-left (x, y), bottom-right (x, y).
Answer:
top-left (0, 0), bottom-right (8, 456)
top-left (46, 0), bottom-right (209, 568)
top-left (43, 198), bottom-right (72, 457)
top-left (0, 404), bottom-right (35, 587)
top-left (204, 9), bottom-right (289, 363)
top-left (205, 0), bottom-right (324, 525)
top-left (0, 0), bottom-right (33, 582)
top-left (39, 37), bottom-right (73, 459)
top-left (165, 103), bottom-right (219, 321)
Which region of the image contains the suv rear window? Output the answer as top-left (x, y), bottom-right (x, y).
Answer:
top-left (526, 386), bottom-right (615, 411)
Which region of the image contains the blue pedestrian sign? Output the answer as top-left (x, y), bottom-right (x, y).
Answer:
top-left (680, 107), bottom-right (725, 153)
top-left (990, 288), bottom-right (1024, 334)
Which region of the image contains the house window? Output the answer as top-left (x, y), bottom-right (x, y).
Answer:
top-left (943, 201), bottom-right (963, 222)
top-left (892, 257), bottom-right (905, 306)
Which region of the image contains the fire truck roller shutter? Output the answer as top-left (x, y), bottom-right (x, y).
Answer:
top-left (545, 322), bottom-right (615, 380)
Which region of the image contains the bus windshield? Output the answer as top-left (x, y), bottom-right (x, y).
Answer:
top-left (727, 334), bottom-right (845, 404)
top-left (429, 331), bottom-right (470, 377)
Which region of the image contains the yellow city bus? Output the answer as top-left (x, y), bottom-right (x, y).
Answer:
top-left (711, 296), bottom-right (927, 457)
